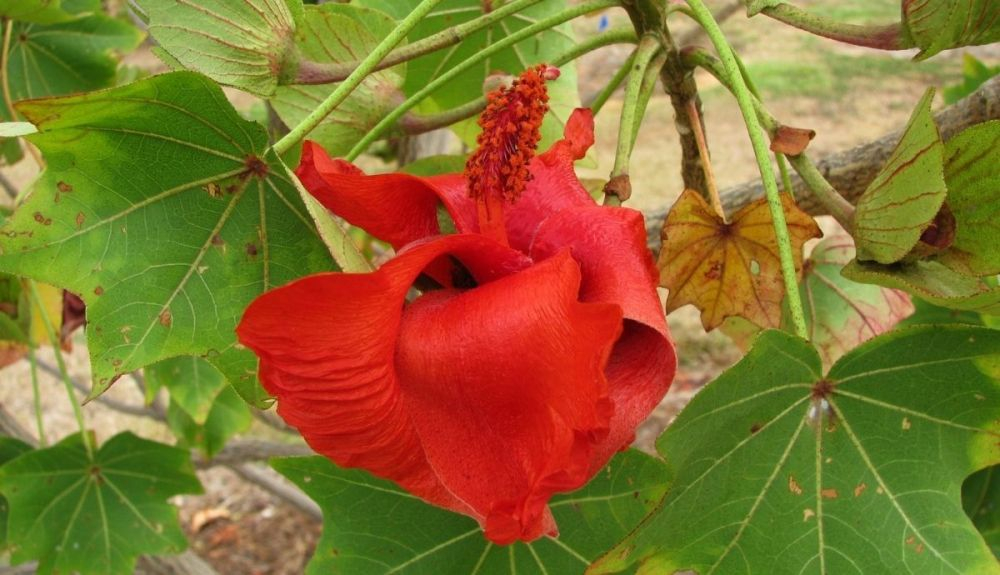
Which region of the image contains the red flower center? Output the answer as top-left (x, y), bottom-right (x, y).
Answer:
top-left (465, 64), bottom-right (558, 246)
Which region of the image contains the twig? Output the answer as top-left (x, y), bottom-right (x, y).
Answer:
top-left (253, 408), bottom-right (297, 434)
top-left (226, 463), bottom-right (323, 521)
top-left (686, 98), bottom-right (723, 220)
top-left (35, 357), bottom-right (167, 421)
top-left (194, 439), bottom-right (313, 469)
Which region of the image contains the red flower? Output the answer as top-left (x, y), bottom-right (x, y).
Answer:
top-left (237, 66), bottom-right (676, 544)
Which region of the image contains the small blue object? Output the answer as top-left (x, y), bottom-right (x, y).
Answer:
top-left (598, 14), bottom-right (609, 31)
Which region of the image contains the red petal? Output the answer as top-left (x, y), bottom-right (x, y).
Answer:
top-left (503, 108), bottom-right (597, 252)
top-left (395, 251), bottom-right (623, 543)
top-left (295, 141), bottom-right (478, 249)
top-left (237, 234), bottom-right (530, 520)
top-left (529, 206), bottom-right (677, 470)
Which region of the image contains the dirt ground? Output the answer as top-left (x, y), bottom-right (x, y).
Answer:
top-left (0, 2), bottom-right (995, 573)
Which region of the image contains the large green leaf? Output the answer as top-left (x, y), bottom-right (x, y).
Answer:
top-left (167, 385), bottom-right (252, 458)
top-left (964, 465), bottom-right (1000, 559)
top-left (357, 0), bottom-right (582, 149)
top-left (843, 259), bottom-right (1000, 315)
top-left (0, 432), bottom-right (203, 575)
top-left (4, 10), bottom-right (142, 101)
top-left (0, 0), bottom-right (73, 24)
top-left (0, 437), bottom-right (33, 548)
top-left (591, 326), bottom-right (1000, 575)
top-left (0, 72), bottom-right (336, 405)
top-left (937, 121), bottom-right (1000, 277)
top-left (137, 0), bottom-right (297, 96)
top-left (146, 355), bottom-right (228, 424)
top-left (904, 0), bottom-right (1000, 60)
top-left (852, 89), bottom-right (947, 264)
top-left (273, 449), bottom-right (669, 574)
top-left (270, 3), bottom-right (405, 156)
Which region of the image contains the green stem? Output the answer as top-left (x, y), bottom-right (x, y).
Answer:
top-left (346, 0), bottom-right (619, 161)
top-left (295, 0), bottom-right (545, 84)
top-left (27, 346), bottom-right (47, 447)
top-left (604, 34), bottom-right (661, 207)
top-left (684, 0), bottom-right (808, 339)
top-left (776, 152), bottom-right (794, 197)
top-left (25, 281), bottom-right (92, 455)
top-left (683, 47), bottom-right (855, 227)
top-left (399, 26), bottom-right (637, 135)
top-left (760, 3), bottom-right (912, 51)
top-left (632, 50), bottom-right (665, 149)
top-left (273, 0), bottom-right (444, 156)
top-left (589, 49), bottom-right (636, 115)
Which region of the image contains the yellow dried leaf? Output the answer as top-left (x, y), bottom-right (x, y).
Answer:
top-left (28, 282), bottom-right (63, 346)
top-left (658, 189), bottom-right (821, 330)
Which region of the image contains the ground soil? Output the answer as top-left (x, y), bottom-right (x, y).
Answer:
top-left (0, 2), bottom-right (995, 573)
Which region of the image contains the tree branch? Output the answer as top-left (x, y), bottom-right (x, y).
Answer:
top-left (226, 463), bottom-right (323, 521)
top-left (644, 75), bottom-right (1000, 246)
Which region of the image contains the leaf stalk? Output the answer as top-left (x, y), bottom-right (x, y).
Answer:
top-left (683, 0), bottom-right (809, 339)
top-left (273, 0), bottom-right (444, 156)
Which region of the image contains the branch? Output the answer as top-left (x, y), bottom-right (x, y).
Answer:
top-left (193, 439), bottom-right (313, 469)
top-left (226, 463), bottom-right (323, 521)
top-left (643, 75), bottom-right (1000, 247)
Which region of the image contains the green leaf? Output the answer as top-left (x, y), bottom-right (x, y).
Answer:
top-left (273, 449), bottom-right (669, 574)
top-left (591, 326), bottom-right (1000, 575)
top-left (937, 121), bottom-right (1000, 276)
top-left (2, 10), bottom-right (143, 103)
top-left (0, 71), bottom-right (336, 406)
top-left (797, 233), bottom-right (913, 368)
top-left (964, 465), bottom-right (1000, 559)
top-left (0, 0), bottom-right (73, 24)
top-left (137, 0), bottom-right (297, 97)
top-left (853, 89), bottom-right (947, 264)
top-left (0, 122), bottom-right (37, 137)
top-left (357, 0), bottom-right (582, 150)
top-left (898, 297), bottom-right (985, 328)
top-left (0, 437), bottom-right (33, 548)
top-left (270, 3), bottom-right (405, 156)
top-left (167, 385), bottom-right (251, 458)
top-left (399, 154), bottom-right (468, 176)
top-left (843, 259), bottom-right (1000, 315)
top-left (904, 0), bottom-right (1000, 60)
top-left (0, 431), bottom-right (203, 575)
top-left (146, 355), bottom-right (228, 424)
top-left (944, 54), bottom-right (1000, 104)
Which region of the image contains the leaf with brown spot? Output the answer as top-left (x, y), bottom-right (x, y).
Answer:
top-left (0, 73), bottom-right (336, 406)
top-left (658, 189), bottom-right (821, 331)
top-left (591, 326), bottom-right (1000, 575)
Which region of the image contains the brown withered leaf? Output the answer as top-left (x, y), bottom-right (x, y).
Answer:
top-left (770, 125), bottom-right (816, 155)
top-left (658, 189), bottom-right (821, 331)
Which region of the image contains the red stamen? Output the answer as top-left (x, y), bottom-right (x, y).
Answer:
top-left (465, 64), bottom-right (555, 245)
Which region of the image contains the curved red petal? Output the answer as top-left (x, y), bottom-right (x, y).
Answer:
top-left (529, 206), bottom-right (677, 470)
top-left (503, 108), bottom-right (597, 252)
top-left (295, 141), bottom-right (477, 249)
top-left (236, 234), bottom-right (530, 520)
top-left (395, 251), bottom-right (623, 544)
